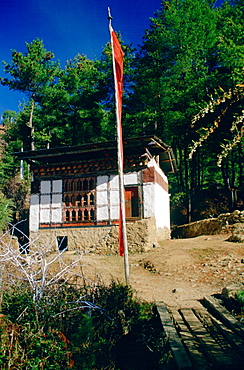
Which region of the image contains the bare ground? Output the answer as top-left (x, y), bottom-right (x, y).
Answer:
top-left (71, 233), bottom-right (244, 309)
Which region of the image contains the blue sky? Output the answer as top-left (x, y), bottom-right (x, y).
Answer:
top-left (0, 0), bottom-right (224, 115)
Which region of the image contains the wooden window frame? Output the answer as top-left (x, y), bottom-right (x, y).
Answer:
top-left (63, 177), bottom-right (96, 224)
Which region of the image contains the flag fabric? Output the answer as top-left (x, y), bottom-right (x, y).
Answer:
top-left (109, 24), bottom-right (125, 257)
top-left (110, 28), bottom-right (124, 130)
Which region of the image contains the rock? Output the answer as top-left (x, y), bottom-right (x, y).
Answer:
top-left (221, 283), bottom-right (244, 299)
top-left (227, 223), bottom-right (244, 243)
top-left (171, 210), bottom-right (244, 239)
top-left (171, 218), bottom-right (223, 239)
top-left (172, 287), bottom-right (184, 293)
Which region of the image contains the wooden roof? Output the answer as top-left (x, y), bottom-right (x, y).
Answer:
top-left (13, 135), bottom-right (177, 173)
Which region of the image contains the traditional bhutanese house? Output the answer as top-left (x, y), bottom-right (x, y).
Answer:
top-left (14, 135), bottom-right (177, 254)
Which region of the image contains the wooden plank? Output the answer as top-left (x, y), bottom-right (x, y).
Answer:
top-left (203, 296), bottom-right (244, 339)
top-left (211, 316), bottom-right (244, 358)
top-left (156, 302), bottom-right (192, 370)
top-left (180, 308), bottom-right (236, 369)
top-left (194, 308), bottom-right (233, 350)
top-left (194, 308), bottom-right (244, 365)
top-left (170, 308), bottom-right (211, 370)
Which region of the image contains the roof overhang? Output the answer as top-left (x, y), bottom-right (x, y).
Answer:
top-left (13, 135), bottom-right (177, 173)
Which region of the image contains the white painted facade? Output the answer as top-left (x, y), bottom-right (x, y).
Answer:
top-left (96, 172), bottom-right (139, 221)
top-left (30, 179), bottom-right (63, 232)
top-left (143, 158), bottom-right (170, 229)
top-left (143, 182), bottom-right (170, 229)
top-left (29, 159), bottom-right (170, 233)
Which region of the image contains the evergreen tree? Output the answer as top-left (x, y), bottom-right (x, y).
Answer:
top-left (130, 0), bottom-right (218, 209)
top-left (97, 33), bottom-right (136, 139)
top-left (129, 0), bottom-right (243, 218)
top-left (39, 54), bottom-right (107, 146)
top-left (0, 38), bottom-right (62, 150)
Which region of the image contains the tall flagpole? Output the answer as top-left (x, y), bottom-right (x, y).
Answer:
top-left (108, 8), bottom-right (129, 284)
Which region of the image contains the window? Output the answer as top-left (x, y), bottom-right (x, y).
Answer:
top-left (57, 236), bottom-right (68, 251)
top-left (39, 180), bottom-right (62, 225)
top-left (63, 177), bottom-right (96, 223)
top-left (31, 179), bottom-right (40, 194)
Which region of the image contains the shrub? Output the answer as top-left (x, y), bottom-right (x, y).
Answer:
top-left (237, 290), bottom-right (244, 309)
top-left (0, 193), bottom-right (13, 232)
top-left (0, 281), bottom-right (166, 369)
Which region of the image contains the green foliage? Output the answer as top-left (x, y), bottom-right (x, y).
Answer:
top-left (0, 281), bottom-right (165, 369)
top-left (1, 0), bottom-right (244, 220)
top-left (237, 290), bottom-right (244, 307)
top-left (170, 192), bottom-right (186, 209)
top-left (0, 193), bottom-right (13, 232)
top-left (0, 38), bottom-right (61, 97)
top-left (0, 38), bottom-right (136, 148)
top-left (0, 154), bottom-right (16, 190)
top-left (42, 54), bottom-right (107, 146)
top-left (129, 0), bottom-right (218, 136)
top-left (126, 0), bottom-right (244, 211)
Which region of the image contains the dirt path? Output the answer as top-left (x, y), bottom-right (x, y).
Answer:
top-left (65, 233), bottom-right (244, 308)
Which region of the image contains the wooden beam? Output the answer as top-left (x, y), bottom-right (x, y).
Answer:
top-left (170, 308), bottom-right (211, 370)
top-left (203, 296), bottom-right (244, 339)
top-left (156, 302), bottom-right (192, 370)
top-left (211, 316), bottom-right (244, 358)
top-left (180, 308), bottom-right (238, 369)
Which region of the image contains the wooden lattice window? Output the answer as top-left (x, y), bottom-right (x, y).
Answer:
top-left (63, 177), bottom-right (96, 223)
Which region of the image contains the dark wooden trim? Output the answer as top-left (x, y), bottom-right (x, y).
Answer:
top-left (142, 166), bottom-right (168, 192)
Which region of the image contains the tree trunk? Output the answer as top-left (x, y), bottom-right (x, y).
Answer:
top-left (184, 146), bottom-right (191, 223)
top-left (29, 99), bottom-right (35, 151)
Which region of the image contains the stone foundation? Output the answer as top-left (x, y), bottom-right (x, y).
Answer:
top-left (30, 217), bottom-right (170, 255)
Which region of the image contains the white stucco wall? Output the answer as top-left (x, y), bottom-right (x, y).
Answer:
top-left (142, 182), bottom-right (154, 219)
top-left (51, 208), bottom-right (62, 223)
top-left (110, 175), bottom-right (119, 214)
top-left (97, 173), bottom-right (139, 221)
top-left (97, 175), bottom-right (109, 221)
top-left (143, 182), bottom-right (170, 229)
top-left (30, 194), bottom-right (39, 232)
top-left (51, 180), bottom-right (62, 223)
top-left (124, 172), bottom-right (138, 185)
top-left (155, 183), bottom-right (170, 229)
top-left (143, 159), bottom-right (170, 230)
top-left (40, 208), bottom-right (50, 223)
top-left (30, 166), bottom-right (170, 230)
top-left (52, 179), bottom-right (62, 193)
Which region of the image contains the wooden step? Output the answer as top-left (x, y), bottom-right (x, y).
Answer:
top-left (211, 315), bottom-right (244, 358)
top-left (156, 299), bottom-right (244, 370)
top-left (194, 308), bottom-right (244, 365)
top-left (156, 302), bottom-right (192, 369)
top-left (180, 308), bottom-right (240, 369)
top-left (203, 295), bottom-right (244, 339)
top-left (170, 307), bottom-right (211, 370)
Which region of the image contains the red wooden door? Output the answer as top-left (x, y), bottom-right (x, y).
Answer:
top-left (125, 187), bottom-right (139, 218)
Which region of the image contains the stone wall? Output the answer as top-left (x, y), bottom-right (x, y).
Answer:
top-left (171, 210), bottom-right (244, 239)
top-left (30, 217), bottom-right (169, 254)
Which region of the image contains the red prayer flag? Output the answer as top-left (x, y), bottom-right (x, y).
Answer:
top-left (110, 29), bottom-right (123, 127)
top-left (109, 25), bottom-right (125, 256)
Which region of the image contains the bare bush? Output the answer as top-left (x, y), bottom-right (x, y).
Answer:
top-left (0, 223), bottom-right (90, 304)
